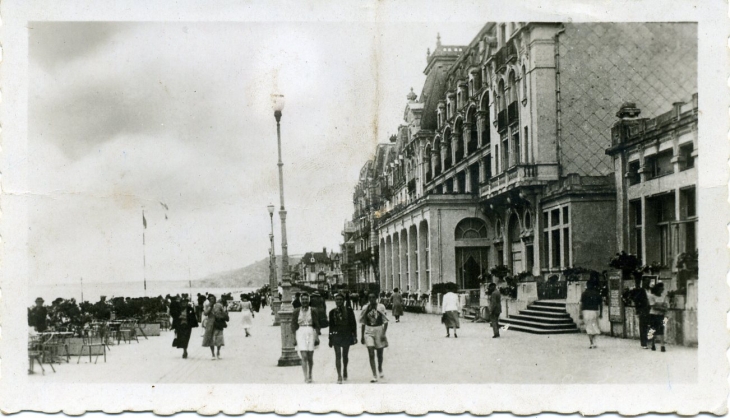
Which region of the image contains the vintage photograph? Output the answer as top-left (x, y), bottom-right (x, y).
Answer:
top-left (25, 20), bottom-right (699, 383)
top-left (2, 0), bottom-right (727, 414)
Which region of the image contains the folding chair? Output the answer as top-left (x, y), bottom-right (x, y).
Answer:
top-left (78, 331), bottom-right (106, 364)
top-left (28, 336), bottom-right (53, 374)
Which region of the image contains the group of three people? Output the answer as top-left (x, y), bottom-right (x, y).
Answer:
top-left (172, 293), bottom-right (229, 359)
top-left (579, 273), bottom-right (669, 351)
top-left (291, 292), bottom-right (388, 384)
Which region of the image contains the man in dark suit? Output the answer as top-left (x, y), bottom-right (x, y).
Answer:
top-left (634, 276), bottom-right (651, 349)
top-left (488, 283), bottom-right (502, 338)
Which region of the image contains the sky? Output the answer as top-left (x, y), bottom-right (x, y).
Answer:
top-left (28, 22), bottom-right (484, 285)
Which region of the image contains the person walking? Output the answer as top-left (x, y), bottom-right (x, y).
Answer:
top-left (344, 291), bottom-right (352, 309)
top-left (441, 283), bottom-right (461, 338)
top-left (348, 291), bottom-right (357, 310)
top-left (359, 291), bottom-right (368, 310)
top-left (202, 294), bottom-right (227, 360)
top-left (195, 293), bottom-right (205, 323)
top-left (252, 293), bottom-right (261, 313)
top-left (172, 295), bottom-right (198, 359)
top-left (328, 293), bottom-right (357, 384)
top-left (311, 291), bottom-right (329, 334)
top-left (487, 283), bottom-right (502, 338)
top-left (579, 274), bottom-right (603, 349)
top-left (390, 288), bottom-right (404, 323)
top-left (648, 282), bottom-right (668, 352)
top-left (240, 294), bottom-right (254, 337)
top-left (360, 293), bottom-right (389, 383)
top-left (292, 293), bottom-right (302, 309)
top-left (633, 276), bottom-right (651, 349)
top-left (292, 292), bottom-right (320, 383)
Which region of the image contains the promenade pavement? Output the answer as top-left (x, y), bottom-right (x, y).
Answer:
top-left (36, 302), bottom-right (696, 384)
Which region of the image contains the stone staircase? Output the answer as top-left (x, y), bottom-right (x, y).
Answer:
top-left (499, 300), bottom-right (580, 334)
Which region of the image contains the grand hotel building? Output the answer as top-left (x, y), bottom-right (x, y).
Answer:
top-left (342, 22), bottom-right (697, 295)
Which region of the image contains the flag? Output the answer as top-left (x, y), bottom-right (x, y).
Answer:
top-left (143, 212), bottom-right (147, 229)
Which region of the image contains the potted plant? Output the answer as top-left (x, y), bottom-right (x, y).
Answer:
top-left (609, 251), bottom-right (642, 287)
top-left (515, 271), bottom-right (535, 282)
top-left (676, 250), bottom-right (699, 271)
top-left (562, 266), bottom-right (595, 282)
top-left (490, 265), bottom-right (511, 284)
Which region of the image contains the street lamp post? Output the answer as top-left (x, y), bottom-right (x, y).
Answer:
top-left (271, 93), bottom-right (301, 367)
top-left (268, 204), bottom-right (281, 325)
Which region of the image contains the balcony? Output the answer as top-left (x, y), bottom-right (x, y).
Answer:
top-left (508, 101), bottom-right (519, 126)
top-left (497, 109), bottom-right (508, 132)
top-left (494, 43), bottom-right (517, 71)
top-left (353, 249), bottom-right (373, 263)
top-left (479, 163), bottom-right (559, 198)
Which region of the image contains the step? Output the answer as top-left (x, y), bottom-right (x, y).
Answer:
top-left (498, 321), bottom-right (582, 335)
top-left (508, 314), bottom-right (576, 324)
top-left (519, 309), bottom-right (573, 319)
top-left (528, 305), bottom-right (568, 313)
top-left (500, 317), bottom-right (579, 331)
top-left (532, 300), bottom-right (567, 308)
top-left (533, 299), bottom-right (567, 305)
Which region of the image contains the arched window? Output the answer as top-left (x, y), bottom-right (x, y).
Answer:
top-left (455, 218), bottom-right (488, 240)
top-left (524, 209), bottom-right (532, 230)
top-left (508, 71), bottom-right (517, 104)
top-left (495, 219), bottom-right (503, 238)
top-left (498, 79), bottom-right (506, 111)
top-left (493, 91), bottom-right (499, 120)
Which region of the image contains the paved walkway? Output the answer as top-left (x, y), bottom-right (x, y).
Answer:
top-left (35, 302), bottom-right (697, 384)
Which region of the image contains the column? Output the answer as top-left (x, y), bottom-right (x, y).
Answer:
top-left (392, 233), bottom-right (400, 291)
top-left (409, 225), bottom-right (418, 293)
top-left (451, 133), bottom-right (457, 165)
top-left (640, 196), bottom-right (647, 262)
top-left (400, 229), bottom-right (408, 291)
top-left (385, 236), bottom-right (392, 291)
top-left (418, 221), bottom-right (429, 294)
top-left (379, 239), bottom-right (385, 289)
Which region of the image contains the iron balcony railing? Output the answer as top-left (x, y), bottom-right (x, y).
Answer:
top-left (497, 109), bottom-right (508, 132)
top-left (493, 43), bottom-right (517, 71)
top-left (508, 101), bottom-right (519, 125)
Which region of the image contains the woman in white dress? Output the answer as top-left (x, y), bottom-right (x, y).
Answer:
top-left (240, 294), bottom-right (254, 337)
top-left (291, 293), bottom-right (321, 383)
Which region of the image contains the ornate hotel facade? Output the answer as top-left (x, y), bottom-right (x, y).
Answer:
top-left (342, 22), bottom-right (697, 296)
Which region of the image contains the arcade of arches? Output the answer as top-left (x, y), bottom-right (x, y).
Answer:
top-left (378, 206), bottom-right (537, 294)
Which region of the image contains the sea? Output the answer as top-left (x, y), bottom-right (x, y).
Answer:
top-left (28, 280), bottom-right (259, 305)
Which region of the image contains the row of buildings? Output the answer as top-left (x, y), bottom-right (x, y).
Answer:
top-left (340, 22), bottom-right (698, 297)
top-left (291, 248), bottom-right (343, 293)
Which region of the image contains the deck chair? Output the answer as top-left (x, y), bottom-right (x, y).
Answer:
top-left (78, 332), bottom-right (106, 364)
top-left (28, 336), bottom-right (53, 374)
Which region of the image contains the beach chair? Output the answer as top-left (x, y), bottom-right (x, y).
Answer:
top-left (42, 333), bottom-right (70, 364)
top-left (78, 331), bottom-right (106, 364)
top-left (118, 320), bottom-right (139, 344)
top-left (29, 335), bottom-right (53, 374)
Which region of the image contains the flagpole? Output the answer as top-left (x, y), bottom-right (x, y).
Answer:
top-left (143, 209), bottom-right (147, 295)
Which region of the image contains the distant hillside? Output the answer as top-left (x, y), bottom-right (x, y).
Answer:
top-left (193, 255), bottom-right (301, 289)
